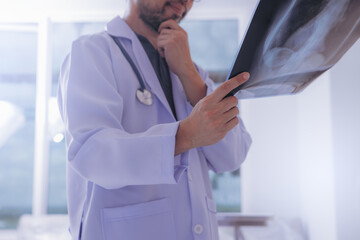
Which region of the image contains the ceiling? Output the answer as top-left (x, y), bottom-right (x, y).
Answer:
top-left (0, 0), bottom-right (258, 22)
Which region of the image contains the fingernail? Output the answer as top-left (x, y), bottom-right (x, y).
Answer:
top-left (243, 72), bottom-right (250, 80)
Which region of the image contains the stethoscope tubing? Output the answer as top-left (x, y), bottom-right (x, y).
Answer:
top-left (110, 35), bottom-right (147, 91)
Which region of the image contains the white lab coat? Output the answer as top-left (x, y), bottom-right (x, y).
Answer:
top-left (57, 16), bottom-right (252, 240)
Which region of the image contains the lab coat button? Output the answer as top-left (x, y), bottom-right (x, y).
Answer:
top-left (194, 224), bottom-right (203, 234)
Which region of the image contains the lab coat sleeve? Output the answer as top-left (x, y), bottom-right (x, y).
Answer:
top-left (187, 65), bottom-right (252, 173)
top-left (58, 35), bottom-right (188, 190)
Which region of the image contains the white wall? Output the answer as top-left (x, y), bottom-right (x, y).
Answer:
top-left (240, 36), bottom-right (360, 240)
top-left (240, 72), bottom-right (337, 240)
top-left (240, 94), bottom-right (302, 217)
top-left (235, 2), bottom-right (360, 240)
top-left (296, 72), bottom-right (337, 240)
top-left (330, 40), bottom-right (360, 240)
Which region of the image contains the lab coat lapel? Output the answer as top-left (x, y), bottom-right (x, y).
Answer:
top-left (106, 16), bottom-right (175, 120)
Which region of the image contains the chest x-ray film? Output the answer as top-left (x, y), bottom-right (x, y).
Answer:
top-left (227, 0), bottom-right (360, 99)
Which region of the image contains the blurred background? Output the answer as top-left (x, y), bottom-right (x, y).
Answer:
top-left (0, 0), bottom-right (359, 239)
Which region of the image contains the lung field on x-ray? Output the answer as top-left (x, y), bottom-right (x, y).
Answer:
top-left (232, 0), bottom-right (359, 99)
top-left (273, 0), bottom-right (329, 48)
top-left (250, 0), bottom-right (352, 90)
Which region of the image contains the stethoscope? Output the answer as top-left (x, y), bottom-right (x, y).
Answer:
top-left (109, 34), bottom-right (153, 106)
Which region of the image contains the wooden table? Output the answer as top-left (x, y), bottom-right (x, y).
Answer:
top-left (217, 213), bottom-right (272, 240)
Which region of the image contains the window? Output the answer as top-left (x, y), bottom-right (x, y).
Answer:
top-left (181, 19), bottom-right (239, 82)
top-left (48, 22), bottom-right (106, 214)
top-left (0, 25), bottom-right (38, 229)
top-left (182, 19), bottom-right (241, 212)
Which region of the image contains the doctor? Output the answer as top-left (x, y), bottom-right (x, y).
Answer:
top-left (58, 0), bottom-right (252, 239)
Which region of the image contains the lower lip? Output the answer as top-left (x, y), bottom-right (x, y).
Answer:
top-left (169, 5), bottom-right (184, 16)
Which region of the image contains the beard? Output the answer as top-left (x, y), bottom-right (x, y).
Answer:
top-left (138, 0), bottom-right (188, 31)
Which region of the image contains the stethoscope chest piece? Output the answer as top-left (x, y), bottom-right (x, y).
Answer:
top-left (136, 88), bottom-right (153, 106)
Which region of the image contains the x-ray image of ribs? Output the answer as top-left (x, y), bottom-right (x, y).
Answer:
top-left (234, 0), bottom-right (360, 99)
top-left (267, 0), bottom-right (330, 49)
top-left (261, 0), bottom-right (350, 75)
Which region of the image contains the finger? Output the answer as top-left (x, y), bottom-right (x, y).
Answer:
top-left (219, 96), bottom-right (238, 113)
top-left (210, 72), bottom-right (250, 103)
top-left (222, 107), bottom-right (239, 123)
top-left (157, 34), bottom-right (173, 42)
top-left (159, 28), bottom-right (176, 36)
top-left (158, 19), bottom-right (181, 32)
top-left (157, 38), bottom-right (171, 57)
top-left (157, 39), bottom-right (170, 50)
top-left (225, 116), bottom-right (239, 132)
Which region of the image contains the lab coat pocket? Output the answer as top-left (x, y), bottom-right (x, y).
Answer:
top-left (206, 196), bottom-right (220, 240)
top-left (101, 198), bottom-right (177, 240)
